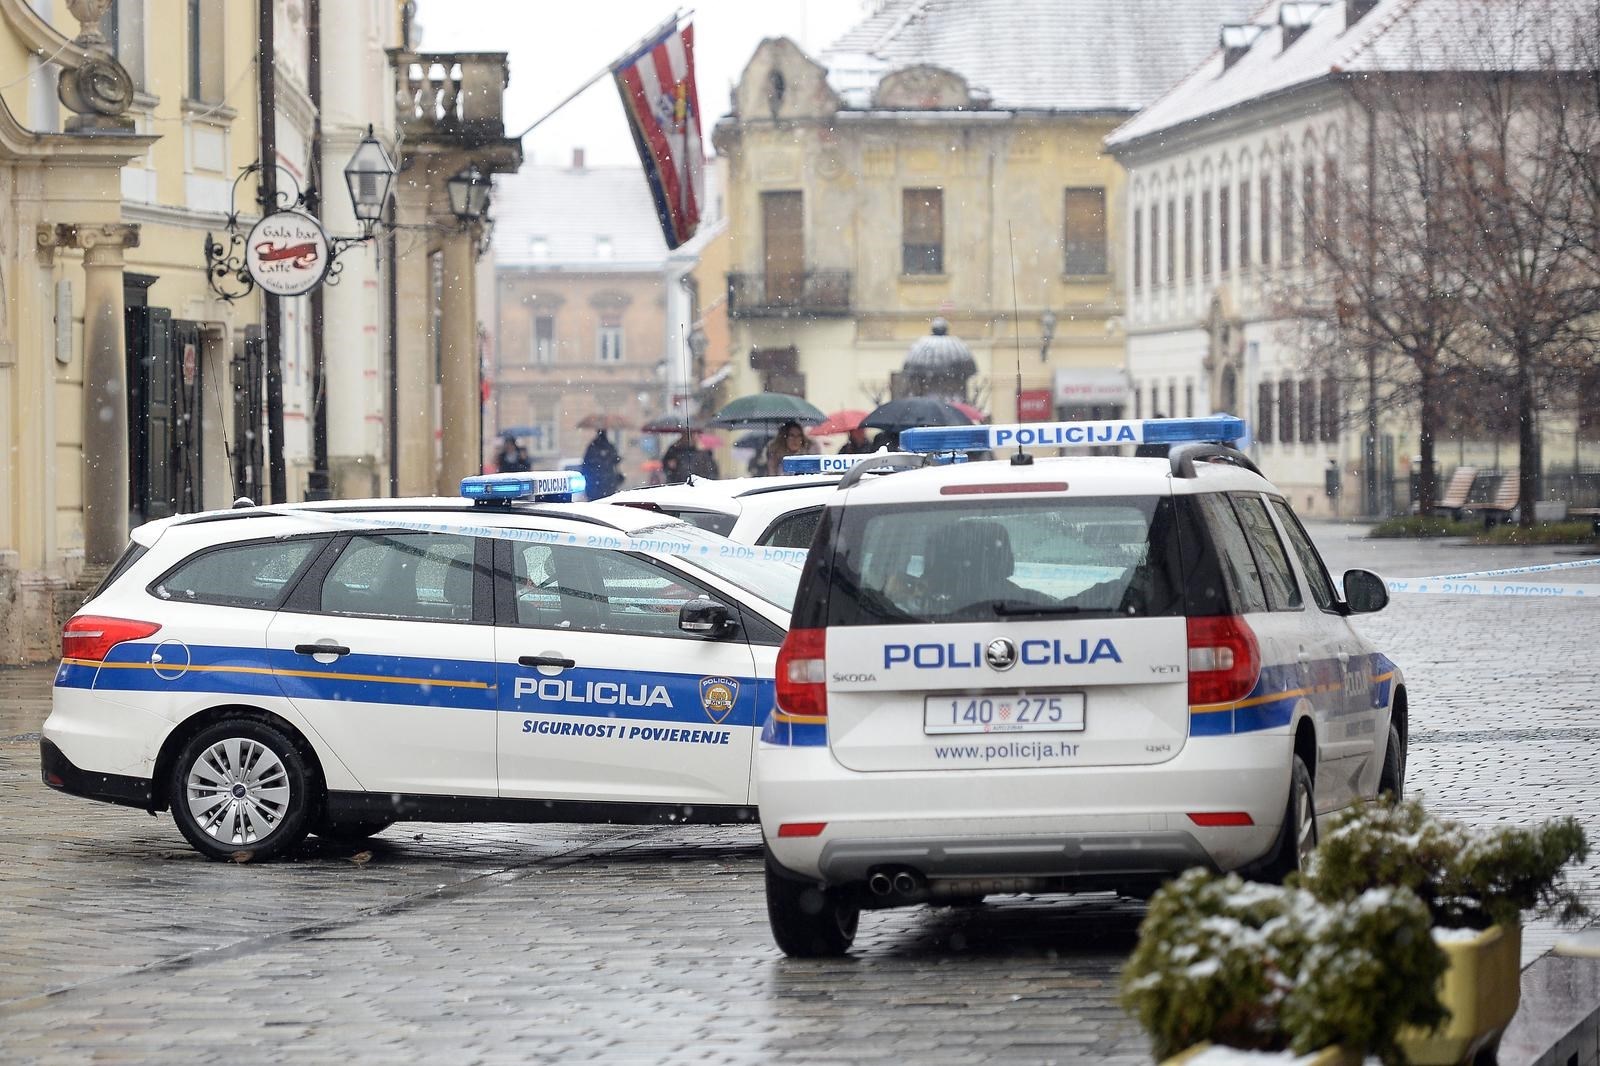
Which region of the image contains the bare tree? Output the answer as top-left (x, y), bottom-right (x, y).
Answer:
top-left (1281, 78), bottom-right (1476, 515)
top-left (1445, 0), bottom-right (1600, 525)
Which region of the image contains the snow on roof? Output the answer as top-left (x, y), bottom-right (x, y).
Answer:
top-left (1108, 0), bottom-right (1597, 152)
top-left (492, 163), bottom-right (669, 271)
top-left (820, 0), bottom-right (1260, 113)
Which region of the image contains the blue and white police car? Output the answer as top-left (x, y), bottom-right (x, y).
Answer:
top-left (605, 455), bottom-right (886, 548)
top-left (757, 417), bottom-right (1407, 956)
top-left (41, 472), bottom-right (800, 862)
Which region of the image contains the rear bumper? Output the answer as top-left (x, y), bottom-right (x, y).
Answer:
top-left (758, 733), bottom-right (1292, 885)
top-left (40, 738), bottom-right (156, 810)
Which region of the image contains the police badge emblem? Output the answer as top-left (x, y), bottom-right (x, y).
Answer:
top-left (699, 676), bottom-right (739, 724)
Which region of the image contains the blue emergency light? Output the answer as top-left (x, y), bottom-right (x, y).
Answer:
top-left (780, 454), bottom-right (876, 475)
top-left (899, 415), bottom-right (1248, 454)
top-left (460, 470), bottom-right (587, 504)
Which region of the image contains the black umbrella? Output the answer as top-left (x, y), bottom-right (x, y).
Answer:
top-left (862, 397), bottom-right (975, 433)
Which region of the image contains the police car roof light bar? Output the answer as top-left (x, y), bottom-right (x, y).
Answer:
top-left (461, 471), bottom-right (587, 504)
top-left (899, 415), bottom-right (1248, 455)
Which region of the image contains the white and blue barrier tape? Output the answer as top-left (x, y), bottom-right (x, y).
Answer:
top-left (1385, 558), bottom-right (1600, 599)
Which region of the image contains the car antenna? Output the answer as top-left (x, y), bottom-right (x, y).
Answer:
top-left (1006, 221), bottom-right (1033, 466)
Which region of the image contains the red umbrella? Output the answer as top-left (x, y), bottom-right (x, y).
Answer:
top-left (808, 409), bottom-right (869, 437)
top-left (950, 401), bottom-right (985, 423)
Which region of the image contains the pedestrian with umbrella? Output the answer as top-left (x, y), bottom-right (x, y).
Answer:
top-left (493, 432), bottom-right (531, 473)
top-left (765, 420), bottom-right (818, 475)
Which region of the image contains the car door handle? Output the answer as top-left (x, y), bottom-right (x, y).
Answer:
top-left (519, 655), bottom-right (575, 669)
top-left (295, 643), bottom-right (351, 657)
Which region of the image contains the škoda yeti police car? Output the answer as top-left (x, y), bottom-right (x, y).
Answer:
top-left (42, 472), bottom-right (800, 861)
top-left (758, 417), bottom-right (1406, 956)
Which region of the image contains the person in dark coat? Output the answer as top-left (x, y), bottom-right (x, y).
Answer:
top-left (494, 433), bottom-right (531, 473)
top-left (581, 429), bottom-right (623, 499)
top-left (661, 431), bottom-right (697, 485)
top-left (838, 427), bottom-right (874, 454)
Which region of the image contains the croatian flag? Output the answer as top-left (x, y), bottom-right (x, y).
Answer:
top-left (613, 20), bottom-right (704, 250)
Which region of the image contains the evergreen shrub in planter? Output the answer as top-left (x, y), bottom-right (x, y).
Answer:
top-left (1120, 869), bottom-right (1450, 1063)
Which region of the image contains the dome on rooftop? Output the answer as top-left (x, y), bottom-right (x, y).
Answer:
top-left (903, 317), bottom-right (976, 379)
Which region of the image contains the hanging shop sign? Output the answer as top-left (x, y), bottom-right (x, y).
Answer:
top-left (245, 210), bottom-right (330, 297)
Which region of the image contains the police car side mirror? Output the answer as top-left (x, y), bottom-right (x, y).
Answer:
top-left (1342, 569), bottom-right (1389, 614)
top-left (679, 597), bottom-right (736, 638)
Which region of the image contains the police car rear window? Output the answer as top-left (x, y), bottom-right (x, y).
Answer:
top-left (656, 508), bottom-right (737, 538)
top-left (824, 497), bottom-right (1190, 625)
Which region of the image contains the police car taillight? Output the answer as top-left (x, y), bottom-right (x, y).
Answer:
top-left (775, 627), bottom-right (828, 718)
top-left (1186, 615), bottom-right (1261, 706)
top-left (61, 615), bottom-right (161, 663)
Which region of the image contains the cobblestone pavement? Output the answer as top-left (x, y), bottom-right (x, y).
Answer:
top-left (1, 526), bottom-right (1596, 1063)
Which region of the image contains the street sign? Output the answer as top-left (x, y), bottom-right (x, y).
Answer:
top-left (245, 210), bottom-right (330, 297)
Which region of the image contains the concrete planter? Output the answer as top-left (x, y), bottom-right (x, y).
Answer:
top-left (1399, 923), bottom-right (1522, 1065)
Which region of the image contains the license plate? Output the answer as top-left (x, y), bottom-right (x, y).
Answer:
top-left (923, 693), bottom-right (1086, 735)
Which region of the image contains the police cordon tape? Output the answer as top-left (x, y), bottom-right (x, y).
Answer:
top-left (1384, 557), bottom-right (1600, 598)
top-left (259, 508), bottom-right (812, 567)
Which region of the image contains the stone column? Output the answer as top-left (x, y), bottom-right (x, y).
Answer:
top-left (436, 227), bottom-right (479, 494)
top-left (48, 223), bottom-right (140, 567)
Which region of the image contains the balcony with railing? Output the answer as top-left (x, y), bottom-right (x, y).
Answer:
top-left (727, 270), bottom-right (852, 318)
top-left (390, 51), bottom-right (510, 146)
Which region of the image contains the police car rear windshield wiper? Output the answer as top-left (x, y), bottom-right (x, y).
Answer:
top-left (991, 601), bottom-right (1086, 616)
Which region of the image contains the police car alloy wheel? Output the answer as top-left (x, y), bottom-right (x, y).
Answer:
top-left (765, 853), bottom-right (860, 958)
top-left (1260, 755), bottom-right (1318, 883)
top-left (169, 719), bottom-right (314, 862)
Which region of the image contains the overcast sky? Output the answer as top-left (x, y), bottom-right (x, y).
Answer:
top-left (414, 0), bottom-right (868, 169)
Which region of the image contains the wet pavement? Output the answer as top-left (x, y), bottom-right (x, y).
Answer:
top-left (2, 524), bottom-right (1597, 1063)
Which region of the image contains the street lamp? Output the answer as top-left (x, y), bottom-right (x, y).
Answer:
top-left (1039, 309), bottom-right (1058, 362)
top-left (343, 124), bottom-right (396, 238)
top-left (447, 164), bottom-right (492, 223)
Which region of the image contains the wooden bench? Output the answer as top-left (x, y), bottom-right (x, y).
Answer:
top-left (1438, 467), bottom-right (1477, 515)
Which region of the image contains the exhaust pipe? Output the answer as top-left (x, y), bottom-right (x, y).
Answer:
top-left (892, 871), bottom-right (919, 895)
top-left (868, 872), bottom-right (894, 896)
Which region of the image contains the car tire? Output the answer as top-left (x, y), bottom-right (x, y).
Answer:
top-left (313, 817), bottom-right (394, 844)
top-left (1257, 755), bottom-right (1318, 883)
top-left (1378, 723), bottom-right (1404, 803)
top-left (169, 719), bottom-right (314, 862)
top-left (765, 854), bottom-right (859, 958)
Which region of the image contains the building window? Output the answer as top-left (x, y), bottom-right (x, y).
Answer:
top-left (1281, 167), bottom-right (1295, 264)
top-left (1219, 186), bottom-right (1231, 274)
top-left (1239, 180), bottom-right (1252, 270)
top-left (188, 0), bottom-right (224, 104)
top-left (1132, 206), bottom-right (1143, 292)
top-left (1324, 159), bottom-right (1339, 236)
top-left (1152, 384), bottom-right (1164, 418)
top-left (1166, 199), bottom-right (1176, 284)
top-left (1185, 380), bottom-right (1195, 418)
top-left (1063, 187), bottom-right (1107, 274)
top-left (102, 0), bottom-right (146, 90)
top-left (1183, 194), bottom-right (1194, 282)
top-left (1320, 375), bottom-right (1340, 442)
top-left (1258, 381), bottom-right (1275, 443)
top-left (533, 315), bottom-right (555, 365)
top-left (1260, 174), bottom-right (1272, 267)
top-left (1299, 379), bottom-right (1317, 443)
top-left (1133, 386), bottom-right (1142, 418)
top-left (1279, 379), bottom-right (1296, 444)
top-left (901, 188), bottom-right (944, 274)
top-left (597, 319), bottom-right (624, 364)
top-left (1201, 190), bottom-right (1213, 279)
top-left (1302, 162), bottom-right (1316, 262)
top-left (1151, 200), bottom-right (1162, 287)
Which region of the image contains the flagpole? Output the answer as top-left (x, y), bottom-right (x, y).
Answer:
top-left (515, 8), bottom-right (692, 140)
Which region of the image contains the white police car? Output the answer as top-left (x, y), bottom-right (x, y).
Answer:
top-left (41, 472), bottom-right (800, 861)
top-left (607, 454), bottom-right (898, 547)
top-left (757, 417), bottom-right (1406, 956)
